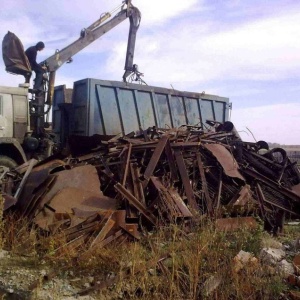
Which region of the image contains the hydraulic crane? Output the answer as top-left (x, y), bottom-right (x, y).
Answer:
top-left (1, 0), bottom-right (142, 164)
top-left (33, 0), bottom-right (141, 137)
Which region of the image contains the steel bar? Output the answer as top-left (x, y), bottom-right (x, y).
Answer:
top-left (122, 143), bottom-right (132, 186)
top-left (115, 182), bottom-right (157, 225)
top-left (164, 139), bottom-right (179, 182)
top-left (174, 149), bottom-right (198, 211)
top-left (143, 135), bottom-right (169, 185)
top-left (130, 163), bottom-right (145, 205)
top-left (196, 152), bottom-right (213, 214)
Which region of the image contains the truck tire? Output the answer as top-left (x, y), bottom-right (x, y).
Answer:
top-left (0, 156), bottom-right (17, 195)
top-left (0, 155), bottom-right (18, 170)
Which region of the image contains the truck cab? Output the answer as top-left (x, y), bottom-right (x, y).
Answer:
top-left (0, 85), bottom-right (29, 167)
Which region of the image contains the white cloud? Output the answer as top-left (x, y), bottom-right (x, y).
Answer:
top-left (98, 9), bottom-right (300, 92)
top-left (231, 103), bottom-right (300, 145)
top-left (134, 0), bottom-right (201, 25)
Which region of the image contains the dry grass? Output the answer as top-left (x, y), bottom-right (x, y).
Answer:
top-left (0, 211), bottom-right (290, 299)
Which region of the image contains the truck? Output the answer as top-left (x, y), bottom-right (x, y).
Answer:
top-left (0, 0), bottom-right (141, 169)
top-left (0, 0), bottom-right (231, 179)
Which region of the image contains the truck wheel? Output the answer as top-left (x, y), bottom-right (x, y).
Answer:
top-left (0, 155), bottom-right (17, 195)
top-left (0, 155), bottom-right (18, 170)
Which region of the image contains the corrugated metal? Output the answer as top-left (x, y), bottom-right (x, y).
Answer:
top-left (54, 78), bottom-right (231, 137)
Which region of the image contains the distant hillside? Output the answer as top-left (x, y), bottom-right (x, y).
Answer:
top-left (268, 143), bottom-right (300, 151)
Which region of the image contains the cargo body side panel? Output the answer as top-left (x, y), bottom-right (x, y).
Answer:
top-left (53, 85), bottom-right (73, 147)
top-left (55, 79), bottom-right (230, 137)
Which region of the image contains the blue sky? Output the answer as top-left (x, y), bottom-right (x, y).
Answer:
top-left (1, 0), bottom-right (300, 145)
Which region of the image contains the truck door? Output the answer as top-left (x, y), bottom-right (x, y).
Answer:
top-left (0, 86), bottom-right (16, 138)
top-left (0, 92), bottom-right (13, 138)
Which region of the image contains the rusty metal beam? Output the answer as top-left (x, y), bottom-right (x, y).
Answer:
top-left (142, 135), bottom-right (169, 186)
top-left (196, 152), bottom-right (213, 214)
top-left (164, 139), bottom-right (179, 182)
top-left (114, 183), bottom-right (157, 225)
top-left (244, 168), bottom-right (300, 205)
top-left (130, 163), bottom-right (145, 205)
top-left (89, 213), bottom-right (115, 249)
top-left (215, 169), bottom-right (223, 210)
top-left (151, 176), bottom-right (193, 218)
top-left (174, 149), bottom-right (198, 210)
top-left (122, 143), bottom-right (132, 186)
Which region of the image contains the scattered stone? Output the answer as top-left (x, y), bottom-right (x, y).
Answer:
top-left (276, 259), bottom-right (294, 278)
top-left (289, 239), bottom-right (300, 251)
top-left (265, 265), bottom-right (276, 276)
top-left (202, 275), bottom-right (222, 296)
top-left (88, 276), bottom-right (94, 284)
top-left (40, 270), bottom-right (47, 277)
top-left (84, 282), bottom-right (91, 288)
top-left (286, 222), bottom-right (300, 226)
top-left (148, 268), bottom-right (156, 276)
top-left (233, 250), bottom-right (258, 273)
top-left (0, 250), bottom-right (10, 259)
top-left (259, 247), bottom-right (285, 266)
top-left (106, 272), bottom-right (116, 280)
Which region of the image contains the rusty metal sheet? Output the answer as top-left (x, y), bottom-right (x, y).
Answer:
top-left (14, 159), bottom-right (37, 200)
top-left (34, 209), bottom-right (55, 231)
top-left (112, 210), bottom-right (126, 228)
top-left (38, 164), bottom-right (103, 208)
top-left (16, 168), bottom-right (51, 211)
top-left (215, 217), bottom-right (258, 231)
top-left (292, 183), bottom-right (300, 197)
top-left (24, 175), bottom-right (56, 218)
top-left (81, 195), bottom-right (117, 210)
top-left (2, 194), bottom-right (17, 211)
top-left (33, 159), bottom-right (66, 173)
top-left (204, 143), bottom-right (245, 180)
top-left (72, 208), bottom-right (102, 219)
top-left (34, 185), bottom-right (116, 231)
top-left (44, 187), bottom-right (117, 214)
top-left (228, 185), bottom-right (253, 206)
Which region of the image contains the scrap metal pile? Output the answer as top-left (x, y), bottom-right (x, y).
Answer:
top-left (2, 121), bottom-right (300, 253)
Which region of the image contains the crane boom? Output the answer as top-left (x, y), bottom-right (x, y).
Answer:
top-left (44, 0), bottom-right (141, 105)
top-left (45, 10), bottom-right (128, 72)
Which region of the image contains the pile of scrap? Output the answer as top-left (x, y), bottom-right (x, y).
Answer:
top-left (2, 121), bottom-right (300, 253)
